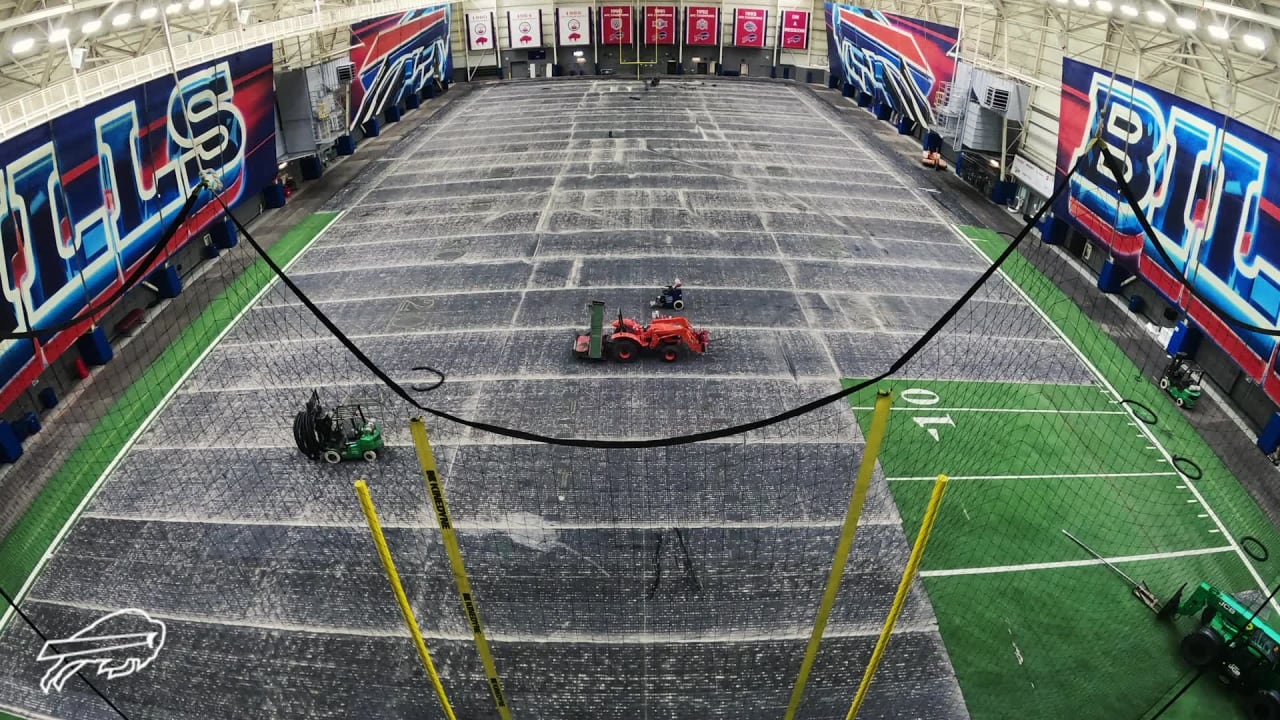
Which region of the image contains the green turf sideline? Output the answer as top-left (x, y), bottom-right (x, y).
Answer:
top-left (959, 224), bottom-right (1280, 571)
top-left (0, 212), bottom-right (336, 660)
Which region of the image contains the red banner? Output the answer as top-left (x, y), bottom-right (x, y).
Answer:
top-left (600, 5), bottom-right (633, 45)
top-left (732, 8), bottom-right (767, 48)
top-left (685, 6), bottom-right (719, 46)
top-left (780, 9), bottom-right (809, 50)
top-left (643, 5), bottom-right (676, 45)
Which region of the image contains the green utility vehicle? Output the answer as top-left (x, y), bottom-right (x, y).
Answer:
top-left (1172, 582), bottom-right (1280, 719)
top-left (293, 390), bottom-right (384, 464)
top-left (1160, 352), bottom-right (1204, 409)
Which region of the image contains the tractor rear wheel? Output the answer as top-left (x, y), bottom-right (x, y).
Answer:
top-left (323, 450), bottom-right (342, 464)
top-left (363, 450), bottom-right (378, 462)
top-left (1181, 626), bottom-right (1225, 667)
top-left (672, 299), bottom-right (684, 310)
top-left (1247, 689), bottom-right (1280, 720)
top-left (1159, 377), bottom-right (1170, 390)
top-left (610, 338), bottom-right (641, 363)
top-left (660, 345), bottom-right (680, 363)
top-left (1176, 396), bottom-right (1186, 407)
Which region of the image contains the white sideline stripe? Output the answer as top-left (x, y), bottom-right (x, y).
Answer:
top-left (887, 471), bottom-right (1179, 482)
top-left (920, 546), bottom-right (1235, 578)
top-left (19, 598), bottom-right (935, 643)
top-left (847, 406), bottom-right (1125, 415)
top-left (0, 212), bottom-right (346, 637)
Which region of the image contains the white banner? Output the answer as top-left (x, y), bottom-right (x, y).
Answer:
top-left (507, 8), bottom-right (544, 49)
top-left (557, 6), bottom-right (592, 46)
top-left (1010, 155), bottom-right (1055, 199)
top-left (466, 11), bottom-right (495, 51)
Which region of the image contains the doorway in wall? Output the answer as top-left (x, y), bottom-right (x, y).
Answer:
top-left (739, 61), bottom-right (748, 76)
top-left (696, 62), bottom-right (709, 74)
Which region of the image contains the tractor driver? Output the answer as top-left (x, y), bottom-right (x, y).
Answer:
top-left (667, 279), bottom-right (683, 304)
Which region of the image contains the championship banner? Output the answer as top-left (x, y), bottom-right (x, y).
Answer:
top-left (780, 9), bottom-right (809, 50)
top-left (733, 8), bottom-right (768, 48)
top-left (556, 6), bottom-right (592, 46)
top-left (466, 11), bottom-right (495, 51)
top-left (685, 6), bottom-right (719, 46)
top-left (600, 5), bottom-right (634, 45)
top-left (643, 5), bottom-right (676, 45)
top-left (507, 8), bottom-right (543, 49)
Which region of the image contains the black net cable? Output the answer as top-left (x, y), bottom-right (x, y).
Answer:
top-left (209, 158), bottom-right (1076, 449)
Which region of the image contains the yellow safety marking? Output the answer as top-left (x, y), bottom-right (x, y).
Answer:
top-left (784, 390), bottom-right (895, 720)
top-left (354, 479), bottom-right (458, 720)
top-left (411, 418), bottom-right (513, 720)
top-left (848, 474), bottom-right (951, 719)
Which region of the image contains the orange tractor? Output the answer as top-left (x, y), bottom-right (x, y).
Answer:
top-left (573, 301), bottom-right (710, 362)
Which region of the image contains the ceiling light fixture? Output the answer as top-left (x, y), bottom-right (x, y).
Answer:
top-left (189, 0), bottom-right (205, 10)
top-left (210, 0), bottom-right (226, 6)
top-left (48, 27), bottom-right (70, 43)
top-left (1095, 0), bottom-right (1114, 13)
top-left (112, 12), bottom-right (132, 27)
top-left (1145, 9), bottom-right (1166, 24)
top-left (1207, 23), bottom-right (1230, 40)
top-left (1072, 0), bottom-right (1090, 8)
top-left (82, 19), bottom-right (103, 34)
top-left (166, 2), bottom-right (183, 14)
top-left (12, 37), bottom-right (35, 54)
top-left (1120, 5), bottom-right (1138, 17)
top-left (1243, 32), bottom-right (1267, 51)
top-left (140, 6), bottom-right (159, 20)
top-left (1175, 16), bottom-right (1197, 31)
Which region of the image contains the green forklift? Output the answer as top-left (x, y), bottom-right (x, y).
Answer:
top-left (1065, 531), bottom-right (1280, 719)
top-left (1170, 582), bottom-right (1280, 719)
top-left (1160, 352), bottom-right (1204, 409)
top-left (293, 390), bottom-right (384, 463)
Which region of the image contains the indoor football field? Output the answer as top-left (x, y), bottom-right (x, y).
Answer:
top-left (0, 79), bottom-right (1274, 720)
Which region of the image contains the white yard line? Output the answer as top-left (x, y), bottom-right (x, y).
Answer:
top-left (849, 406), bottom-right (1126, 415)
top-left (887, 471), bottom-right (1180, 482)
top-left (16, 596), bottom-right (935, 644)
top-left (0, 212), bottom-right (345, 637)
top-left (920, 545), bottom-right (1235, 578)
top-left (75, 514), bottom-right (885, 530)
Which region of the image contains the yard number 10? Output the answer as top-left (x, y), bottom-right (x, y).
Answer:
top-left (900, 388), bottom-right (953, 442)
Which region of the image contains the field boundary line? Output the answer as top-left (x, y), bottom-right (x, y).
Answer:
top-left (888, 471), bottom-right (1180, 482)
top-left (849, 406), bottom-right (1125, 415)
top-left (922, 545), bottom-right (1235, 578)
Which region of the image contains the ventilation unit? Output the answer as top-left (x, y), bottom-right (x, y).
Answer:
top-left (984, 87), bottom-right (1010, 115)
top-left (336, 63), bottom-right (355, 84)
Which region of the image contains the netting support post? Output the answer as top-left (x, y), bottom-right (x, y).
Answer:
top-left (409, 418), bottom-right (514, 720)
top-left (847, 474), bottom-right (951, 720)
top-left (783, 390), bottom-right (895, 720)
top-left (353, 479), bottom-right (459, 720)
